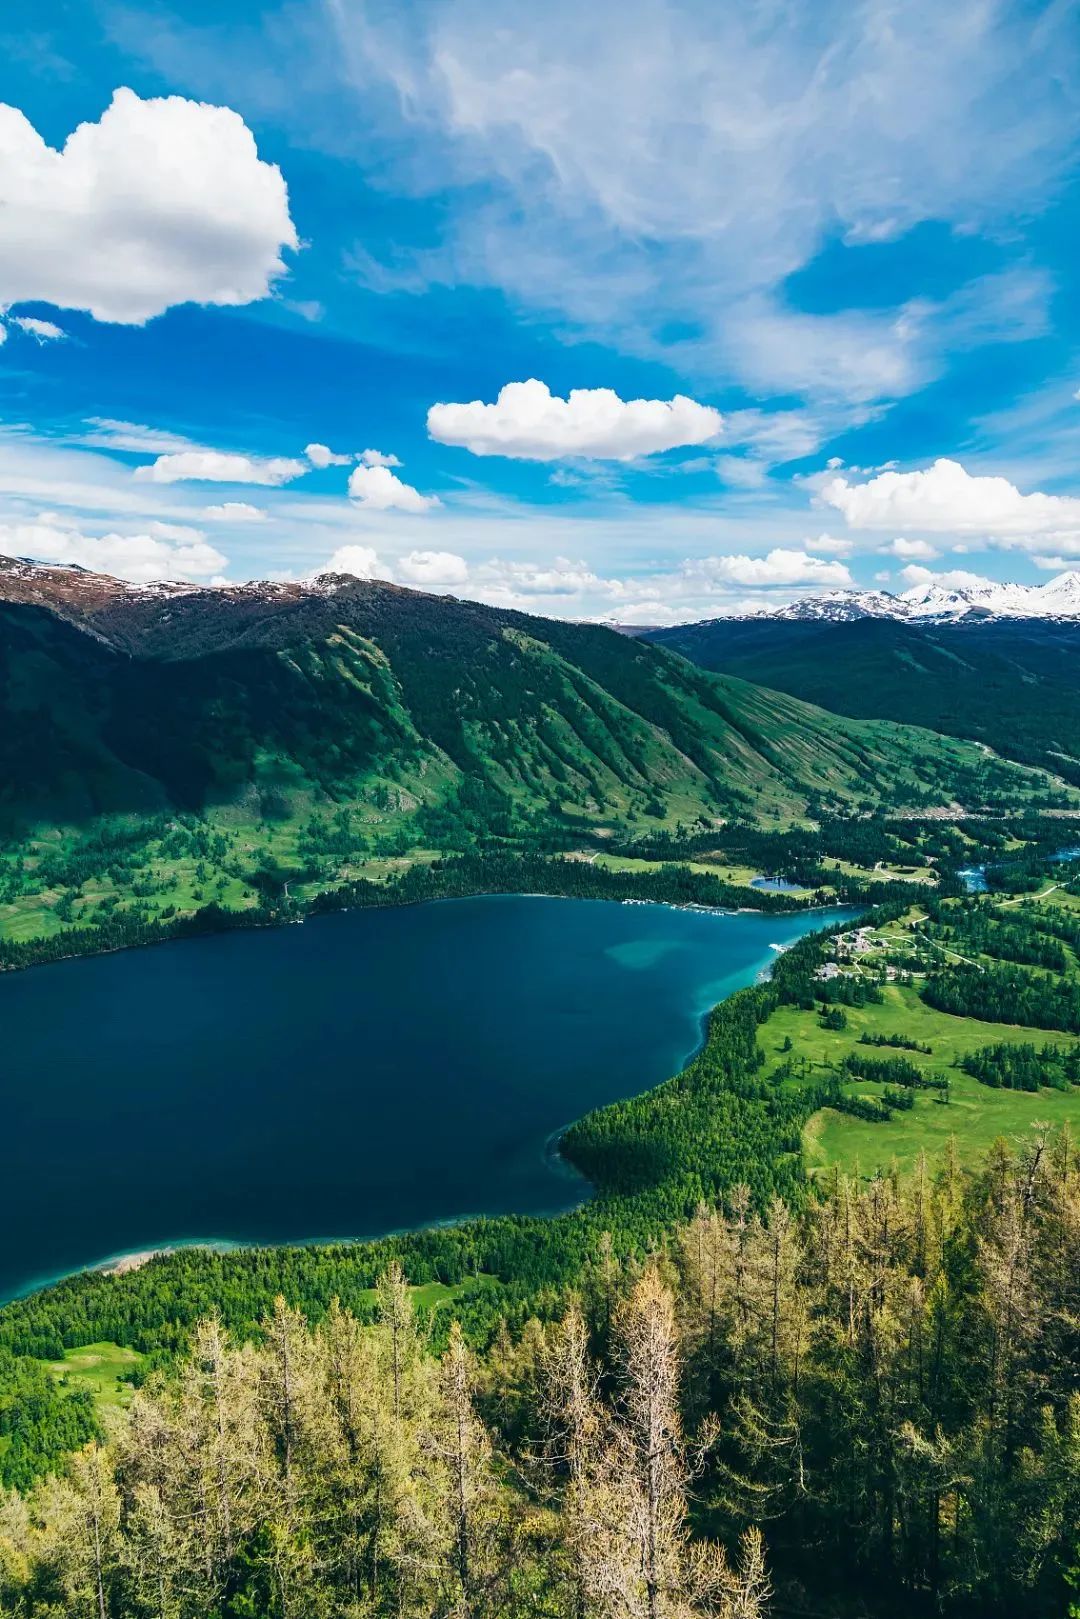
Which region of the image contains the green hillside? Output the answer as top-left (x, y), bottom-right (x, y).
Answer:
top-left (0, 567), bottom-right (1069, 953)
top-left (646, 614), bottom-right (1080, 782)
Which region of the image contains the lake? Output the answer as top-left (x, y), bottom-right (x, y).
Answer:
top-left (0, 895), bottom-right (848, 1301)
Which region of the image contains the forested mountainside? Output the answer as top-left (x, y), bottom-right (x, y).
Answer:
top-left (0, 558), bottom-right (1059, 838)
top-left (644, 613), bottom-right (1080, 784)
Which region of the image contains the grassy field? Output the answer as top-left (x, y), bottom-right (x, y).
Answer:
top-left (758, 979), bottom-right (1080, 1179)
top-left (587, 851), bottom-right (807, 889)
top-left (47, 1342), bottom-right (145, 1414)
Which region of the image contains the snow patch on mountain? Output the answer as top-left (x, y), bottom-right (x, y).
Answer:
top-left (758, 571), bottom-right (1080, 623)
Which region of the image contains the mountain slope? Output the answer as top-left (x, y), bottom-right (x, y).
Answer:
top-left (0, 560), bottom-right (1056, 847)
top-left (645, 614), bottom-right (1080, 784)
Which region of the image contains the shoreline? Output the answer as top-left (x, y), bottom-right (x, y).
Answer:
top-left (0, 874), bottom-right (825, 979)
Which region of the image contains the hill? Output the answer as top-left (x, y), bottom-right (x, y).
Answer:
top-left (645, 613), bottom-right (1080, 784)
top-left (0, 558), bottom-right (1069, 953)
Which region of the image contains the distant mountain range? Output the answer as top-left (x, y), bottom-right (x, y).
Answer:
top-left (646, 603), bottom-right (1080, 786)
top-left (743, 569), bottom-right (1080, 624)
top-left (0, 556), bottom-right (1055, 842)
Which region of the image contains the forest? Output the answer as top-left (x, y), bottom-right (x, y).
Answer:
top-left (2, 1138), bottom-right (1079, 1618)
top-left (4, 789), bottom-right (1080, 1612)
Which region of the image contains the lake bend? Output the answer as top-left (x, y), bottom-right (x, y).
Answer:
top-left (0, 895), bottom-right (852, 1301)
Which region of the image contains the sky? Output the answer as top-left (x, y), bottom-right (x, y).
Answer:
top-left (1, 0), bottom-right (1079, 623)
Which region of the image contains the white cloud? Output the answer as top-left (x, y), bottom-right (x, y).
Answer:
top-left (899, 565), bottom-right (997, 591)
top-left (1032, 555), bottom-right (1080, 571)
top-left (322, 544), bottom-right (393, 580)
top-left (675, 549), bottom-right (852, 590)
top-left (472, 557), bottom-right (614, 601)
top-left (305, 442), bottom-right (353, 468)
top-left (329, 1), bottom-right (1073, 408)
top-left (821, 457), bottom-right (1080, 536)
top-left (200, 501), bottom-right (267, 522)
top-left (713, 456), bottom-right (767, 490)
top-left (9, 315), bottom-right (65, 341)
top-left (0, 88), bottom-right (297, 323)
top-left (359, 448), bottom-right (402, 467)
top-left (805, 533), bottom-right (854, 556)
top-left (427, 379), bottom-right (722, 461)
top-left (396, 549), bottom-right (469, 586)
top-left (881, 536), bottom-right (939, 561)
top-left (0, 518), bottom-right (226, 582)
top-left (79, 418), bottom-right (201, 454)
top-left (347, 462), bottom-right (439, 512)
top-left (135, 450), bottom-right (308, 486)
top-left (147, 520), bottom-right (208, 544)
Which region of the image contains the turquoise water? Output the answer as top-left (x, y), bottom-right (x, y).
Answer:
top-left (960, 845), bottom-right (1080, 892)
top-left (0, 896), bottom-right (848, 1300)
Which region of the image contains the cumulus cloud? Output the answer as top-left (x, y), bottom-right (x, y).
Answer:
top-left (305, 442), bottom-right (353, 468)
top-left (881, 536), bottom-right (940, 561)
top-left (322, 544), bottom-right (393, 579)
top-left (396, 549), bottom-right (469, 586)
top-left (899, 565), bottom-right (997, 591)
top-left (359, 448), bottom-right (402, 467)
top-left (135, 450), bottom-right (308, 485)
top-left (0, 88), bottom-right (298, 323)
top-left (805, 533), bottom-right (854, 555)
top-left (821, 457), bottom-right (1080, 537)
top-left (200, 501), bottom-right (267, 522)
top-left (347, 463), bottom-right (439, 512)
top-left (427, 379), bottom-right (722, 461)
top-left (301, 538), bottom-right (854, 621)
top-left (681, 549), bottom-right (853, 589)
top-left (0, 518), bottom-right (227, 582)
top-left (472, 557), bottom-right (614, 601)
top-left (9, 315), bottom-right (65, 341)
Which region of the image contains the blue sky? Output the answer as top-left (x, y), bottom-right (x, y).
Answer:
top-left (1, 0), bottom-right (1079, 621)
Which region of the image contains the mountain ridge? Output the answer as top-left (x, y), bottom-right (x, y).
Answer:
top-left (644, 610), bottom-right (1080, 786)
top-left (0, 555), bottom-right (1057, 843)
top-left (694, 568), bottom-right (1080, 625)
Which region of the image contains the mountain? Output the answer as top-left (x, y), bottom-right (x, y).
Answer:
top-left (732, 569), bottom-right (1080, 625)
top-left (0, 557), bottom-right (1054, 850)
top-left (644, 611), bottom-right (1080, 785)
top-left (768, 589), bottom-right (905, 622)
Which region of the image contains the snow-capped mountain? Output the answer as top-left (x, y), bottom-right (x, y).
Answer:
top-left (760, 571), bottom-right (1080, 624)
top-left (769, 589), bottom-right (903, 622)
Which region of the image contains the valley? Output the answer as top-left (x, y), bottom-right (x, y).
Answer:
top-left (4, 565), bottom-right (1080, 1616)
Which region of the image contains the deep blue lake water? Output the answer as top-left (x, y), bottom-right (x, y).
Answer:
top-left (0, 895), bottom-right (847, 1301)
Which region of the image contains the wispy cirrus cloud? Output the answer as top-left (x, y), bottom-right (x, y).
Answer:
top-left (328, 0), bottom-right (1078, 406)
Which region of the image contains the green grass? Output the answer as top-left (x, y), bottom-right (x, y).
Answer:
top-left (758, 982), bottom-right (1080, 1179)
top-left (47, 1342), bottom-right (145, 1413)
top-left (352, 1274), bottom-right (500, 1312)
top-left (588, 851), bottom-right (804, 888)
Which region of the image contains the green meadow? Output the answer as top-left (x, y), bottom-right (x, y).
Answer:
top-left (758, 966), bottom-right (1080, 1180)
